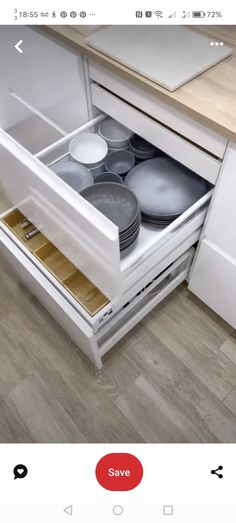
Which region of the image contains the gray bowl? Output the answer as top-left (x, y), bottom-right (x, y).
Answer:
top-left (99, 118), bottom-right (133, 149)
top-left (51, 160), bottom-right (94, 192)
top-left (94, 172), bottom-right (123, 184)
top-left (105, 150), bottom-right (135, 176)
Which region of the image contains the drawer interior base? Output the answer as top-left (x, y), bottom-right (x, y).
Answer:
top-left (2, 209), bottom-right (109, 316)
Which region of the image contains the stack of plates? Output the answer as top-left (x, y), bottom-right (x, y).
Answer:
top-left (129, 134), bottom-right (161, 160)
top-left (80, 183), bottom-right (141, 251)
top-left (125, 156), bottom-right (209, 226)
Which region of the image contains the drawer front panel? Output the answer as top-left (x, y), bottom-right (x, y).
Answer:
top-left (91, 83), bottom-right (221, 184)
top-left (0, 229), bottom-right (101, 365)
top-left (89, 61), bottom-right (227, 159)
top-left (0, 27), bottom-right (89, 133)
top-left (0, 129), bottom-right (121, 301)
top-left (189, 239), bottom-right (236, 329)
top-left (204, 143), bottom-right (236, 259)
top-left (99, 250), bottom-right (193, 356)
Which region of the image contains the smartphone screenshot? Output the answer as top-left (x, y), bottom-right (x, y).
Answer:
top-left (0, 1), bottom-right (235, 521)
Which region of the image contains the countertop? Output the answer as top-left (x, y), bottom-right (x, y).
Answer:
top-left (40, 25), bottom-right (236, 142)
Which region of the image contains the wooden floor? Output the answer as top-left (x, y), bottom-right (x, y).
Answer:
top-left (0, 180), bottom-right (236, 443)
top-left (0, 239), bottom-right (236, 442)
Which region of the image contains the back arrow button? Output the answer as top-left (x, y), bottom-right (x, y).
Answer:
top-left (63, 505), bottom-right (73, 516)
top-left (14, 40), bottom-right (23, 54)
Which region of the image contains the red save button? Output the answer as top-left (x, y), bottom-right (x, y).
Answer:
top-left (95, 453), bottom-right (143, 491)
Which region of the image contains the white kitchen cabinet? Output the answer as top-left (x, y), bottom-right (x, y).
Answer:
top-left (189, 239), bottom-right (236, 329)
top-left (0, 28), bottom-right (227, 367)
top-left (202, 143), bottom-right (236, 259)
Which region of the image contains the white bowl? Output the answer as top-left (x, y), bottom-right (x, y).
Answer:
top-left (99, 118), bottom-right (133, 149)
top-left (69, 133), bottom-right (108, 167)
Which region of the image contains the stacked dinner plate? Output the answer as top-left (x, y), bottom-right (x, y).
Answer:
top-left (129, 134), bottom-right (161, 161)
top-left (125, 156), bottom-right (209, 226)
top-left (80, 183), bottom-right (141, 251)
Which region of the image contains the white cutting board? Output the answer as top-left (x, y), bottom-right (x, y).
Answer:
top-left (86, 26), bottom-right (232, 91)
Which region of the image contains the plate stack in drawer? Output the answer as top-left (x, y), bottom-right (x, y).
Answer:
top-left (80, 182), bottom-right (141, 251)
top-left (125, 156), bottom-right (209, 226)
top-left (2, 209), bottom-right (109, 316)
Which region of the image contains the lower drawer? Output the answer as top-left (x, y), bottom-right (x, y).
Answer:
top-left (0, 227), bottom-right (103, 367)
top-left (0, 218), bottom-right (194, 368)
top-left (189, 238), bottom-right (236, 328)
top-left (1, 208), bottom-right (109, 318)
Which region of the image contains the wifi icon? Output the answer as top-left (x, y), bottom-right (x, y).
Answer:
top-left (154, 10), bottom-right (163, 18)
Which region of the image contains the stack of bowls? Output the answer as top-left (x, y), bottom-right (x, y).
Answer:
top-left (105, 150), bottom-right (135, 180)
top-left (69, 133), bottom-right (108, 176)
top-left (98, 118), bottom-right (133, 152)
top-left (129, 134), bottom-right (161, 162)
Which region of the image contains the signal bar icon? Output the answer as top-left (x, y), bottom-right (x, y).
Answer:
top-left (168, 11), bottom-right (177, 18)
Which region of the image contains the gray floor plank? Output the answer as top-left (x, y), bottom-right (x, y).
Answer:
top-left (6, 373), bottom-right (87, 443)
top-left (114, 324), bottom-right (236, 442)
top-left (144, 285), bottom-right (236, 401)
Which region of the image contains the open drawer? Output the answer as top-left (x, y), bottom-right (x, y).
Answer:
top-left (0, 111), bottom-right (213, 304)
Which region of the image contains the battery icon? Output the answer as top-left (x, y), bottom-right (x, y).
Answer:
top-left (192, 11), bottom-right (206, 17)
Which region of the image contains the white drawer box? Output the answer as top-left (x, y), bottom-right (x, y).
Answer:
top-left (0, 113), bottom-right (213, 304)
top-left (89, 60), bottom-right (227, 159)
top-left (189, 239), bottom-right (236, 329)
top-left (91, 83), bottom-right (221, 184)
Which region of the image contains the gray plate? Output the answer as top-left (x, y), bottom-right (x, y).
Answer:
top-left (51, 161), bottom-right (94, 193)
top-left (120, 221), bottom-right (141, 243)
top-left (120, 228), bottom-right (140, 250)
top-left (142, 218), bottom-right (173, 226)
top-left (94, 172), bottom-right (123, 184)
top-left (80, 182), bottom-right (140, 234)
top-left (119, 214), bottom-right (141, 239)
top-left (125, 157), bottom-right (208, 217)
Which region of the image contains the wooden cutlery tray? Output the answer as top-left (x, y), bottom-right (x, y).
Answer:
top-left (2, 209), bottom-right (109, 316)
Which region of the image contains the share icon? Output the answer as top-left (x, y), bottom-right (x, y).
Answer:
top-left (211, 465), bottom-right (223, 479)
